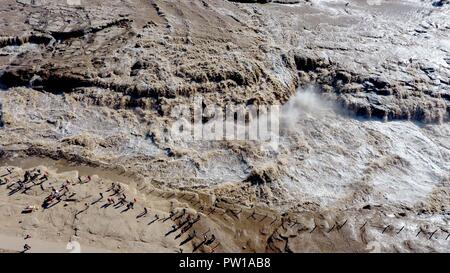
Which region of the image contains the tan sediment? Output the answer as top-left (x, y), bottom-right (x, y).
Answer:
top-left (1, 163), bottom-right (449, 253)
top-left (1, 0), bottom-right (449, 253)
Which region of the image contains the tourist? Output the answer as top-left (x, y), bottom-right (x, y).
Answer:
top-left (22, 244), bottom-right (31, 253)
top-left (24, 170), bottom-right (30, 182)
top-left (205, 234), bottom-right (216, 245)
top-left (40, 171), bottom-right (49, 181)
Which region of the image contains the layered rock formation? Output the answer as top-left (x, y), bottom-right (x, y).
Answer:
top-left (1, 0), bottom-right (450, 252)
top-left (1, 0), bottom-right (449, 121)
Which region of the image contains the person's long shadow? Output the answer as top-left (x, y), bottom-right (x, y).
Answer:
top-left (75, 208), bottom-right (88, 219)
top-left (39, 176), bottom-right (48, 182)
top-left (101, 203), bottom-right (111, 209)
top-left (174, 222), bottom-right (193, 240)
top-left (162, 214), bottom-right (174, 223)
top-left (136, 211), bottom-right (147, 219)
top-left (192, 239), bottom-right (206, 253)
top-left (67, 193), bottom-right (76, 199)
top-left (148, 217), bottom-right (159, 225)
top-left (114, 203), bottom-right (125, 209)
top-left (21, 182), bottom-right (39, 194)
top-left (109, 190), bottom-right (123, 197)
top-left (91, 197), bottom-right (103, 205)
top-left (174, 232), bottom-right (183, 240)
top-left (168, 219), bottom-right (192, 238)
top-left (165, 227), bottom-right (178, 237)
top-left (8, 187), bottom-right (22, 196)
top-left (33, 180), bottom-right (46, 189)
top-left (179, 235), bottom-right (195, 246)
top-left (173, 213), bottom-right (185, 221)
top-left (44, 199), bottom-right (62, 209)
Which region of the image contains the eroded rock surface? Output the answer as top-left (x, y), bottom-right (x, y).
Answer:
top-left (1, 0), bottom-right (450, 252)
top-left (1, 0), bottom-right (449, 121)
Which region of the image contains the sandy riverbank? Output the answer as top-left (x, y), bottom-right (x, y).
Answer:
top-left (1, 161), bottom-right (450, 253)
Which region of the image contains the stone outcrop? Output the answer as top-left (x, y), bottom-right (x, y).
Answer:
top-left (1, 0), bottom-right (449, 122)
top-left (1, 0), bottom-right (450, 253)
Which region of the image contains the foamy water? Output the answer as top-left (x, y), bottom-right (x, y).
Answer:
top-left (277, 88), bottom-right (450, 208)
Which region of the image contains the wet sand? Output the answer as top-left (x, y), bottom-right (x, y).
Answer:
top-left (0, 234), bottom-right (108, 253)
top-left (1, 160), bottom-right (450, 253)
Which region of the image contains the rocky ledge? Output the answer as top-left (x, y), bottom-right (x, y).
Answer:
top-left (0, 0), bottom-right (449, 122)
